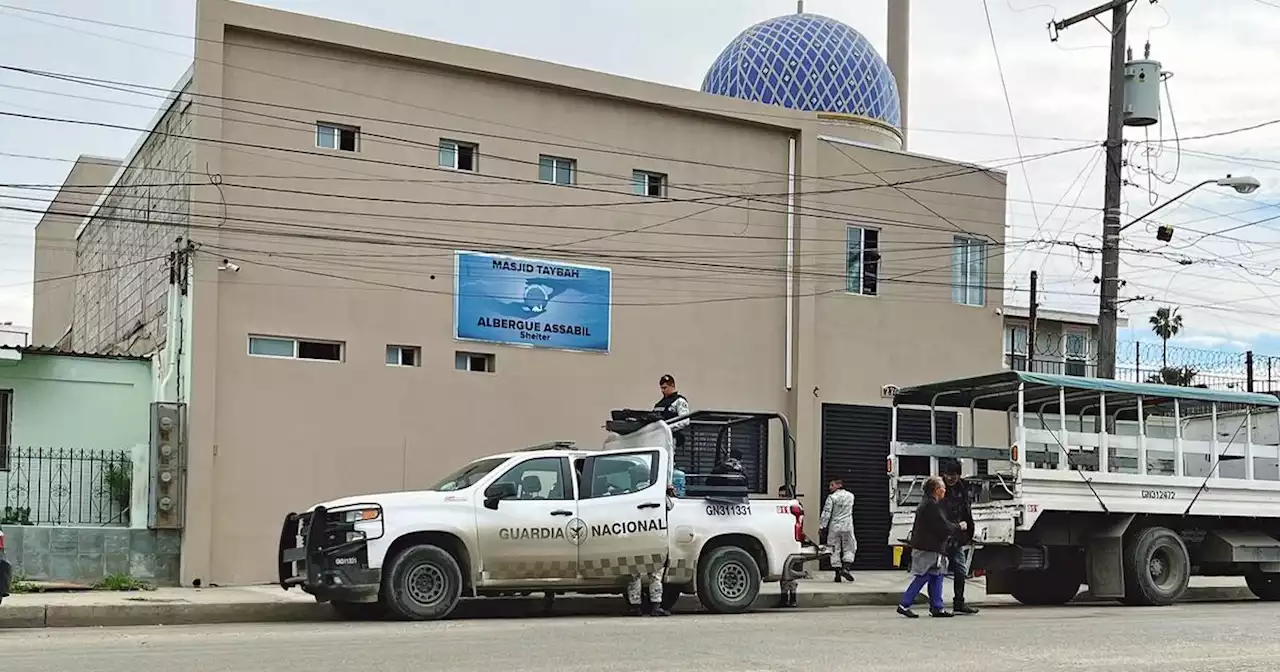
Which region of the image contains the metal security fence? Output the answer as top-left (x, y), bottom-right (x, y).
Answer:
top-left (0, 447), bottom-right (133, 526)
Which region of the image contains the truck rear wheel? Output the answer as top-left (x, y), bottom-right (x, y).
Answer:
top-left (1120, 526), bottom-right (1190, 606)
top-left (1245, 572), bottom-right (1280, 601)
top-left (1009, 569), bottom-right (1081, 606)
top-left (382, 543), bottom-right (463, 621)
top-left (696, 546), bottom-right (761, 614)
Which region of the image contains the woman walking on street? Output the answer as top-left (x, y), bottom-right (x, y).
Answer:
top-left (896, 476), bottom-right (967, 619)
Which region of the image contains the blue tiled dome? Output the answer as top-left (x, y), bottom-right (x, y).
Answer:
top-left (701, 13), bottom-right (901, 128)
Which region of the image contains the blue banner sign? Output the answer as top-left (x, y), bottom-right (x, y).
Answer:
top-left (454, 251), bottom-right (612, 353)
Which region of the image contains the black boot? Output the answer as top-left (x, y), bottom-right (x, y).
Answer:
top-left (954, 600), bottom-right (979, 615)
top-left (839, 564), bottom-right (856, 582)
top-left (929, 607), bottom-right (954, 618)
top-left (954, 576), bottom-right (978, 614)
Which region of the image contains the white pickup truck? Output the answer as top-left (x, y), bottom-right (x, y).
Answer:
top-left (278, 410), bottom-right (819, 620)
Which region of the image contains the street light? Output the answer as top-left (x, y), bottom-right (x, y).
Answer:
top-left (1120, 174), bottom-right (1262, 233)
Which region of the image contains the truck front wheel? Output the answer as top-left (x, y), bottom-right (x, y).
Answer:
top-left (382, 543), bottom-right (464, 620)
top-left (696, 546), bottom-right (761, 614)
top-left (1120, 526), bottom-right (1190, 606)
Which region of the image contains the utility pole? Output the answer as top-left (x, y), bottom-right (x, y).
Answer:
top-left (1028, 270), bottom-right (1039, 373)
top-left (1050, 0), bottom-right (1142, 380)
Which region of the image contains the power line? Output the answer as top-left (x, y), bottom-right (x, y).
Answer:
top-left (980, 0), bottom-right (1043, 234)
top-left (0, 107), bottom-right (1096, 239)
top-left (0, 63), bottom-right (1103, 233)
top-left (0, 2), bottom-right (1102, 146)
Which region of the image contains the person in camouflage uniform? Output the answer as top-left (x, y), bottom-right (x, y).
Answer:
top-left (775, 484), bottom-right (800, 608)
top-left (820, 478), bottom-right (857, 582)
top-left (625, 465), bottom-right (673, 617)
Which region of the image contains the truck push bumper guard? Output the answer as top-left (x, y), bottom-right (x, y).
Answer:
top-left (278, 504), bottom-right (383, 603)
top-left (782, 542), bottom-right (824, 581)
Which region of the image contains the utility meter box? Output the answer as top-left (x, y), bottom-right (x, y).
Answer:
top-left (1124, 58), bottom-right (1162, 127)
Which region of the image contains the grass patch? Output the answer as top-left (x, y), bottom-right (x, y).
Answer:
top-left (8, 570), bottom-right (42, 593)
top-left (92, 573), bottom-right (155, 592)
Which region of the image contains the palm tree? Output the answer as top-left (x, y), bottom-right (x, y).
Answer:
top-left (1149, 306), bottom-right (1184, 370)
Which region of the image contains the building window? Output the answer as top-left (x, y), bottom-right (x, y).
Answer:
top-left (845, 225), bottom-right (880, 296)
top-left (539, 155), bottom-right (576, 185)
top-left (455, 351), bottom-right (495, 373)
top-left (248, 335), bottom-right (344, 362)
top-left (0, 389), bottom-right (10, 471)
top-left (632, 170), bottom-right (667, 197)
top-left (386, 345), bottom-right (421, 367)
top-left (438, 139), bottom-right (477, 172)
top-left (1064, 332), bottom-right (1089, 377)
top-left (316, 123), bottom-right (359, 152)
top-left (1004, 325), bottom-right (1028, 371)
top-left (952, 237), bottom-right (987, 307)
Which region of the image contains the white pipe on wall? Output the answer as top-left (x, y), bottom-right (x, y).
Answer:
top-left (785, 136), bottom-right (796, 390)
top-left (886, 0), bottom-right (910, 150)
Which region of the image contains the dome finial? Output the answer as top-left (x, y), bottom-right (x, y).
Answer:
top-left (797, 1), bottom-right (804, 14)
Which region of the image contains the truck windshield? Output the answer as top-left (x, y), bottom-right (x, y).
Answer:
top-left (428, 457), bottom-right (509, 491)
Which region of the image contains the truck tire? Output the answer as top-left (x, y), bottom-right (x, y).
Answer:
top-left (382, 543), bottom-right (464, 620)
top-left (1009, 569), bottom-right (1081, 606)
top-left (1245, 572), bottom-right (1280, 601)
top-left (696, 546), bottom-right (761, 614)
top-left (330, 601), bottom-right (387, 621)
top-left (1119, 526), bottom-right (1190, 606)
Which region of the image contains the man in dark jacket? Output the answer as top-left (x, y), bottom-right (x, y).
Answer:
top-left (939, 459), bottom-right (979, 615)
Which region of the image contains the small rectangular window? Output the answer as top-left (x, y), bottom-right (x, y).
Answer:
top-left (539, 155), bottom-right (576, 185)
top-left (632, 170), bottom-right (667, 197)
top-left (952, 236), bottom-right (987, 307)
top-left (455, 351), bottom-right (495, 373)
top-left (845, 225), bottom-right (880, 297)
top-left (249, 335), bottom-right (343, 362)
top-left (298, 340), bottom-right (343, 361)
top-left (317, 123), bottom-right (359, 152)
top-left (248, 336), bottom-right (296, 358)
top-left (386, 344), bottom-right (421, 367)
top-left (438, 139), bottom-right (477, 172)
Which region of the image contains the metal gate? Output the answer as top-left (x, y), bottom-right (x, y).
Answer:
top-left (673, 414), bottom-right (768, 495)
top-left (820, 404), bottom-right (956, 570)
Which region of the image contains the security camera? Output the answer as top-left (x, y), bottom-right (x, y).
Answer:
top-left (218, 260), bottom-right (240, 272)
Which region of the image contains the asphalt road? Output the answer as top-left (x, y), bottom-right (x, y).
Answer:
top-left (4, 602), bottom-right (1280, 671)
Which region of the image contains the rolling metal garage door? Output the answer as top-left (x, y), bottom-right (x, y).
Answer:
top-left (820, 404), bottom-right (956, 570)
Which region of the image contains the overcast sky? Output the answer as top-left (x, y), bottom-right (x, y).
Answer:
top-left (1, 0), bottom-right (1278, 357)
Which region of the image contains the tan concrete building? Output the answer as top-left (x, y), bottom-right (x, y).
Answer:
top-left (36, 0), bottom-right (1008, 584)
top-left (31, 155), bottom-right (120, 347)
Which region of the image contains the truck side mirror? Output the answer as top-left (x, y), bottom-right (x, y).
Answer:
top-left (484, 481), bottom-right (518, 509)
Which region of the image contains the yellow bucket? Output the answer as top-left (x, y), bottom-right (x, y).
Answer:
top-left (892, 545), bottom-right (904, 567)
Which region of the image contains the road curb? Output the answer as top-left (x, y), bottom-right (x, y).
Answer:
top-left (0, 585), bottom-right (1257, 629)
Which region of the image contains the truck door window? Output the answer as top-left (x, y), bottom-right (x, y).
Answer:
top-left (491, 456), bottom-right (571, 501)
top-left (584, 452), bottom-right (659, 499)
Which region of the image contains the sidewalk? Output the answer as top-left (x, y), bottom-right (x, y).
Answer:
top-left (0, 572), bottom-right (1256, 630)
